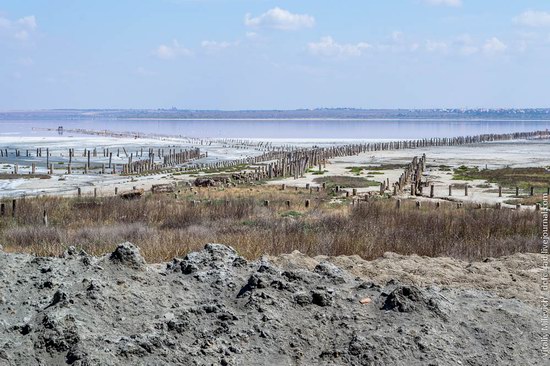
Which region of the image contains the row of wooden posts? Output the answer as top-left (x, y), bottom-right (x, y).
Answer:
top-left (9, 128), bottom-right (548, 178)
top-left (1, 147), bottom-right (203, 175)
top-left (193, 129), bottom-right (550, 182)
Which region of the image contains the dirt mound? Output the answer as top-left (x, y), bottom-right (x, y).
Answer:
top-left (0, 244), bottom-right (544, 365)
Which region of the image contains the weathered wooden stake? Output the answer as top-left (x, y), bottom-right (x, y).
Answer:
top-left (430, 185), bottom-right (434, 198)
top-left (498, 186), bottom-right (502, 197)
top-left (305, 199), bottom-right (310, 208)
top-left (448, 185), bottom-right (452, 196)
top-left (43, 209), bottom-right (48, 226)
top-left (464, 185), bottom-right (468, 196)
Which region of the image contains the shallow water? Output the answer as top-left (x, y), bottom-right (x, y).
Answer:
top-left (1, 118), bottom-right (549, 140)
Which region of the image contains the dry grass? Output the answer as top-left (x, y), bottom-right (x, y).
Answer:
top-left (0, 185), bottom-right (542, 263)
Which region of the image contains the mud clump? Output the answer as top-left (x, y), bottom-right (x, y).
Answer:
top-left (0, 243), bottom-right (545, 365)
top-left (109, 242), bottom-right (146, 270)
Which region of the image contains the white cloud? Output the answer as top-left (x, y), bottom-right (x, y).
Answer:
top-left (483, 37), bottom-right (507, 53)
top-left (425, 40), bottom-right (448, 52)
top-left (423, 0), bottom-right (462, 7)
top-left (245, 7), bottom-right (315, 31)
top-left (153, 40), bottom-right (192, 60)
top-left (308, 36), bottom-right (371, 58)
top-left (453, 34), bottom-right (478, 55)
top-left (17, 15), bottom-right (37, 30)
top-left (514, 10), bottom-right (550, 27)
top-left (0, 14), bottom-right (37, 41)
top-left (201, 40), bottom-right (239, 52)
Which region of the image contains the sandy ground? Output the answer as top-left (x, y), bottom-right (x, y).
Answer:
top-left (0, 138), bottom-right (548, 203)
top-left (0, 136), bottom-right (266, 198)
top-left (266, 140), bottom-right (550, 206)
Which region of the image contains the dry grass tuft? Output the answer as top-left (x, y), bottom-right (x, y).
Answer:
top-left (0, 185), bottom-right (542, 262)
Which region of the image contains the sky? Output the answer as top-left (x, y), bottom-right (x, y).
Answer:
top-left (1, 0), bottom-right (550, 110)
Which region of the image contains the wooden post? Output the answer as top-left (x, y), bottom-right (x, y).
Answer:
top-left (448, 185), bottom-right (452, 196)
top-left (0, 203), bottom-right (5, 216)
top-left (498, 186), bottom-right (502, 197)
top-left (430, 185), bottom-right (434, 198)
top-left (94, 188), bottom-right (98, 198)
top-left (396, 199), bottom-right (401, 209)
top-left (352, 188), bottom-right (357, 196)
top-left (411, 183), bottom-right (416, 196)
top-left (464, 185), bottom-right (468, 196)
top-left (281, 184), bottom-right (286, 191)
top-left (516, 187), bottom-right (519, 197)
top-left (436, 201), bottom-right (441, 209)
top-left (43, 209), bottom-right (48, 227)
top-left (77, 187), bottom-right (82, 197)
top-left (11, 200), bottom-right (16, 217)
top-left (305, 199), bottom-right (310, 208)
top-left (31, 163), bottom-right (36, 175)
top-left (530, 187), bottom-right (534, 196)
top-left (115, 187), bottom-right (118, 195)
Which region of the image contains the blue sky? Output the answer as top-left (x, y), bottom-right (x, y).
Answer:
top-left (1, 0), bottom-right (550, 110)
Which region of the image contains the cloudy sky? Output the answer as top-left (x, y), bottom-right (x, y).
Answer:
top-left (1, 0), bottom-right (550, 110)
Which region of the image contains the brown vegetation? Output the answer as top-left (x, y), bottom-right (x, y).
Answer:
top-left (0, 185), bottom-right (542, 262)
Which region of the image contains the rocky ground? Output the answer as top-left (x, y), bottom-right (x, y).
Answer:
top-left (0, 243), bottom-right (545, 365)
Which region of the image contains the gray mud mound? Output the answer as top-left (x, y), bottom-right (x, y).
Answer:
top-left (0, 243), bottom-right (544, 365)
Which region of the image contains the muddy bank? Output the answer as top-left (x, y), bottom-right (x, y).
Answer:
top-left (0, 243), bottom-right (545, 365)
